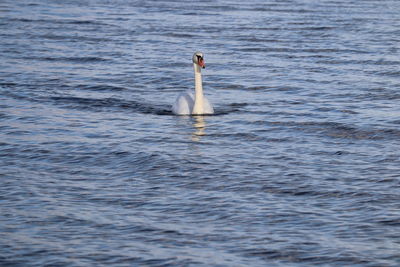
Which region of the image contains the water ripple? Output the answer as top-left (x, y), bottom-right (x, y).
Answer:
top-left (1, 0), bottom-right (399, 266)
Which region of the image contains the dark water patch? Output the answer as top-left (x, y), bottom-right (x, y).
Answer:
top-left (247, 86), bottom-right (272, 91)
top-left (302, 48), bottom-right (367, 54)
top-left (48, 96), bottom-right (171, 115)
top-left (267, 121), bottom-right (400, 141)
top-left (29, 33), bottom-right (111, 43)
top-left (0, 82), bottom-right (18, 88)
top-left (323, 125), bottom-right (400, 141)
top-left (5, 130), bottom-right (32, 136)
top-left (243, 37), bottom-right (282, 43)
top-left (340, 109), bottom-right (358, 114)
top-left (8, 17), bottom-right (108, 26)
top-left (214, 83), bottom-right (243, 90)
top-left (208, 132), bottom-right (261, 141)
top-left (76, 84), bottom-right (127, 92)
top-left (239, 47), bottom-right (292, 53)
top-left (251, 7), bottom-right (317, 13)
top-left (376, 70), bottom-right (400, 77)
top-left (265, 137), bottom-right (292, 143)
top-left (8, 18), bottom-right (47, 23)
top-left (377, 218), bottom-right (400, 226)
top-left (297, 26), bottom-right (336, 31)
top-left (164, 33), bottom-right (196, 38)
top-left (212, 103), bottom-right (248, 115)
top-left (261, 185), bottom-right (375, 199)
top-left (29, 56), bottom-right (108, 63)
top-left (15, 145), bottom-right (159, 169)
top-left (317, 59), bottom-right (400, 66)
top-left (276, 86), bottom-right (301, 92)
top-left (0, 113), bottom-right (11, 120)
top-left (240, 248), bottom-right (362, 265)
top-left (229, 102), bottom-right (248, 108)
top-left (66, 20), bottom-right (99, 25)
top-left (314, 106), bottom-right (334, 112)
top-left (359, 92), bottom-right (400, 101)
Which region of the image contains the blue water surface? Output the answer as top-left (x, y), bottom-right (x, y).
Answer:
top-left (1, 0), bottom-right (400, 266)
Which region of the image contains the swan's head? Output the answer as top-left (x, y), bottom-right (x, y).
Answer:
top-left (193, 51), bottom-right (205, 69)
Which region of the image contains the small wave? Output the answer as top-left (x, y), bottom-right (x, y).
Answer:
top-left (0, 113), bottom-right (11, 120)
top-left (208, 132), bottom-right (261, 141)
top-left (318, 123), bottom-right (400, 140)
top-left (43, 56), bottom-right (107, 63)
top-left (249, 7), bottom-right (316, 13)
top-left (326, 125), bottom-right (400, 140)
top-left (298, 26), bottom-right (336, 31)
top-left (376, 70), bottom-right (400, 77)
top-left (0, 82), bottom-right (18, 87)
top-left (49, 96), bottom-right (171, 115)
top-left (377, 218), bottom-right (400, 226)
top-left (18, 55), bottom-right (108, 63)
top-left (31, 33), bottom-right (110, 43)
top-left (77, 84), bottom-right (127, 92)
top-left (163, 33), bottom-right (196, 38)
top-left (242, 37), bottom-right (280, 43)
top-left (267, 121), bottom-right (400, 141)
top-left (48, 95), bottom-right (246, 116)
top-left (261, 185), bottom-right (375, 199)
top-left (209, 103), bottom-right (248, 115)
top-left (317, 59), bottom-right (398, 66)
top-left (66, 20), bottom-right (97, 25)
top-left (239, 47), bottom-right (291, 53)
top-left (9, 17), bottom-right (107, 26)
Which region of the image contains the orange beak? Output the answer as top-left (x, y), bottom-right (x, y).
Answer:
top-left (198, 57), bottom-right (205, 69)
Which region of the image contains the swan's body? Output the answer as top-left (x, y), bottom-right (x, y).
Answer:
top-left (172, 52), bottom-right (214, 115)
top-left (172, 89), bottom-right (214, 115)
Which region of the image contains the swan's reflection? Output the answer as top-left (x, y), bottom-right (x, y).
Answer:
top-left (191, 115), bottom-right (206, 142)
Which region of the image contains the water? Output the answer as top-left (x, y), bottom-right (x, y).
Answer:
top-left (1, 0), bottom-right (400, 266)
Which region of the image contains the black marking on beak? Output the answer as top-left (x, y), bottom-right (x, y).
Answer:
top-left (197, 55), bottom-right (205, 68)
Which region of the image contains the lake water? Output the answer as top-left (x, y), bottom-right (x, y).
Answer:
top-left (1, 0), bottom-right (399, 266)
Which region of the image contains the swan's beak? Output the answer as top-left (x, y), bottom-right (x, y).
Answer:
top-left (199, 57), bottom-right (205, 69)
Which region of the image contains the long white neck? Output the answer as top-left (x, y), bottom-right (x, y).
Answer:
top-left (192, 63), bottom-right (204, 115)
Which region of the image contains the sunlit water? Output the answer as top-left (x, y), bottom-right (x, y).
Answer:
top-left (1, 0), bottom-right (400, 266)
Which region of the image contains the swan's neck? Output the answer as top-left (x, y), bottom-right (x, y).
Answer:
top-left (192, 63), bottom-right (204, 115)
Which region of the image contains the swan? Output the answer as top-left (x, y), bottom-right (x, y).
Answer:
top-left (172, 52), bottom-right (214, 115)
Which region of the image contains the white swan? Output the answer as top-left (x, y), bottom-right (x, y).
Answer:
top-left (172, 52), bottom-right (214, 115)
